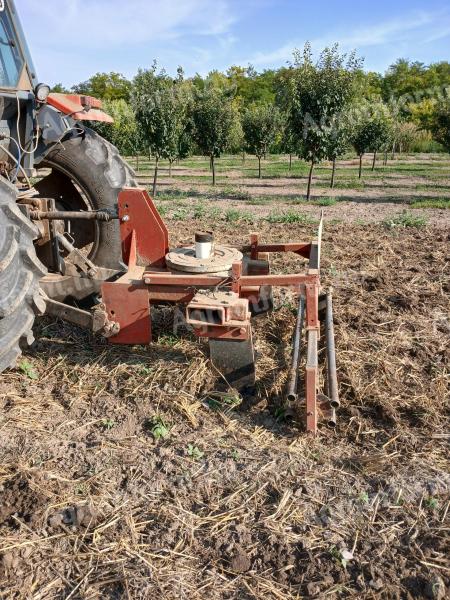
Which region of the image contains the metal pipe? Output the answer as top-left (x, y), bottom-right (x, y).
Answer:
top-left (325, 292), bottom-right (340, 409)
top-left (327, 407), bottom-right (337, 428)
top-left (286, 295), bottom-right (305, 403)
top-left (29, 210), bottom-right (116, 222)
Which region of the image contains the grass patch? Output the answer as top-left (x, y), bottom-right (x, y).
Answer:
top-left (383, 211), bottom-right (428, 228)
top-left (316, 197), bottom-right (338, 206)
top-left (410, 199), bottom-right (450, 209)
top-left (266, 211), bottom-right (317, 224)
top-left (224, 208), bottom-right (253, 223)
top-left (219, 186), bottom-right (252, 201)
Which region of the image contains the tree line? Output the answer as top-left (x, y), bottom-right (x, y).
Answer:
top-left (53, 48), bottom-right (450, 199)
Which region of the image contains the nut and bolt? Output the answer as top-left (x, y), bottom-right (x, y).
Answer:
top-left (121, 215), bottom-right (130, 223)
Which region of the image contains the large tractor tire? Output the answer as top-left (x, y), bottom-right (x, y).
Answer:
top-left (35, 128), bottom-right (138, 301)
top-left (0, 179), bottom-right (47, 373)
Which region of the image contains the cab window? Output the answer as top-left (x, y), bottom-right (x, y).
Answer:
top-left (0, 7), bottom-right (23, 87)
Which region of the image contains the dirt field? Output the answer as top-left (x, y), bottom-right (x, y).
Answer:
top-left (0, 154), bottom-right (449, 599)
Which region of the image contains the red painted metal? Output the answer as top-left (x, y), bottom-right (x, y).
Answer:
top-left (118, 188), bottom-right (169, 268)
top-left (100, 192), bottom-right (327, 435)
top-left (102, 277), bottom-right (151, 344)
top-left (242, 242), bottom-right (312, 258)
top-left (47, 93), bottom-right (113, 123)
top-left (306, 330), bottom-right (319, 435)
top-left (192, 324), bottom-right (249, 340)
top-left (305, 283), bottom-right (320, 330)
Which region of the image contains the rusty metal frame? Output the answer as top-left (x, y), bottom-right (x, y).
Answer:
top-left (101, 189), bottom-right (324, 435)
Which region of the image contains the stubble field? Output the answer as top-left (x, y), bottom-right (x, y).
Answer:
top-left (0, 153), bottom-right (449, 599)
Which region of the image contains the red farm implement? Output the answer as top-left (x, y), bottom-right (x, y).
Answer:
top-left (48, 187), bottom-right (340, 436)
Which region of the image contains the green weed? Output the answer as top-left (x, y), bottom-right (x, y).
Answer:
top-left (187, 444), bottom-right (204, 460)
top-left (18, 360), bottom-right (38, 380)
top-left (316, 197), bottom-right (337, 206)
top-left (383, 211), bottom-right (427, 228)
top-left (410, 199), bottom-right (450, 209)
top-left (101, 418), bottom-right (115, 430)
top-left (225, 208), bottom-right (253, 223)
top-left (147, 415), bottom-right (170, 440)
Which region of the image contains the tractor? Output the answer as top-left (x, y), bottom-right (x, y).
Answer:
top-left (0, 0), bottom-right (338, 435)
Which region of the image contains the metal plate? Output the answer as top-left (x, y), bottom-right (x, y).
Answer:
top-left (209, 329), bottom-right (256, 391)
top-left (166, 245), bottom-right (243, 274)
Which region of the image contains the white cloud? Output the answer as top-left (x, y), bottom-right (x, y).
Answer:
top-left (18, 0), bottom-right (235, 47)
top-left (243, 9), bottom-right (450, 67)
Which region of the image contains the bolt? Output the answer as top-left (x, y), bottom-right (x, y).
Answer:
top-left (144, 277), bottom-right (151, 285)
top-left (121, 215), bottom-right (130, 223)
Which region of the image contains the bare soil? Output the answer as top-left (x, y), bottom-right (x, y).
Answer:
top-left (0, 214), bottom-right (449, 598)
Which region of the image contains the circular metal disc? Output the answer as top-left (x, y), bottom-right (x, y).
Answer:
top-left (165, 244), bottom-right (243, 274)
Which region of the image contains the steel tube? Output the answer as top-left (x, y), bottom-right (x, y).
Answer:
top-left (30, 210), bottom-right (116, 222)
top-left (327, 407), bottom-right (337, 428)
top-left (325, 292), bottom-right (340, 409)
top-left (285, 295), bottom-right (305, 403)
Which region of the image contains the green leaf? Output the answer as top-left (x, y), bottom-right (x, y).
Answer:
top-left (18, 360), bottom-right (38, 380)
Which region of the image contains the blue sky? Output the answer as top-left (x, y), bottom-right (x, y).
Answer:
top-left (17, 0), bottom-right (450, 87)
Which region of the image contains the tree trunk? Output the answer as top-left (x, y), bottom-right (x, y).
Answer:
top-left (372, 150), bottom-right (377, 171)
top-left (136, 154), bottom-right (139, 172)
top-left (289, 153), bottom-right (292, 171)
top-left (211, 156), bottom-right (216, 186)
top-left (242, 151), bottom-right (245, 164)
top-left (306, 160), bottom-right (314, 200)
top-left (358, 154), bottom-right (363, 179)
top-left (391, 143), bottom-right (396, 160)
top-left (330, 157), bottom-right (336, 188)
top-left (384, 151), bottom-right (388, 166)
top-left (258, 156), bottom-right (262, 179)
top-left (169, 160), bottom-right (173, 178)
top-left (152, 155), bottom-right (159, 197)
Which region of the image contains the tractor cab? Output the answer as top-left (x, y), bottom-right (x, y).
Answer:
top-left (0, 0), bottom-right (37, 92)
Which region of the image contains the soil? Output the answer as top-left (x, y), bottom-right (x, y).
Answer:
top-left (0, 158), bottom-right (449, 598)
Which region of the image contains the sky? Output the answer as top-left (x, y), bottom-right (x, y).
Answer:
top-left (16, 0), bottom-right (450, 87)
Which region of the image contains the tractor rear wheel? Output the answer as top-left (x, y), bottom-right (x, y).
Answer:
top-left (0, 179), bottom-right (47, 373)
top-left (35, 128), bottom-right (138, 301)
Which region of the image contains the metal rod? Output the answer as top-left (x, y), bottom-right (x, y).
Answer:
top-left (325, 292), bottom-right (340, 409)
top-left (29, 210), bottom-right (116, 222)
top-left (285, 295), bottom-right (305, 403)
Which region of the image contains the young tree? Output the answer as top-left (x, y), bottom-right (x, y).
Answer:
top-left (242, 104), bottom-right (281, 178)
top-left (326, 114), bottom-right (350, 188)
top-left (289, 43), bottom-right (361, 200)
top-left (430, 101), bottom-right (450, 151)
top-left (192, 87), bottom-right (235, 185)
top-left (72, 72), bottom-right (132, 101)
top-left (132, 65), bottom-right (191, 195)
top-left (350, 102), bottom-right (393, 177)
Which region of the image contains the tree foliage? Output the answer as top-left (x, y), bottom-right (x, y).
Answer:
top-left (349, 101), bottom-right (393, 176)
top-left (289, 43), bottom-right (362, 198)
top-left (430, 101), bottom-right (450, 151)
top-left (242, 104), bottom-right (281, 177)
top-left (132, 65), bottom-right (192, 193)
top-left (191, 86), bottom-right (235, 185)
top-left (72, 72), bottom-right (132, 101)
